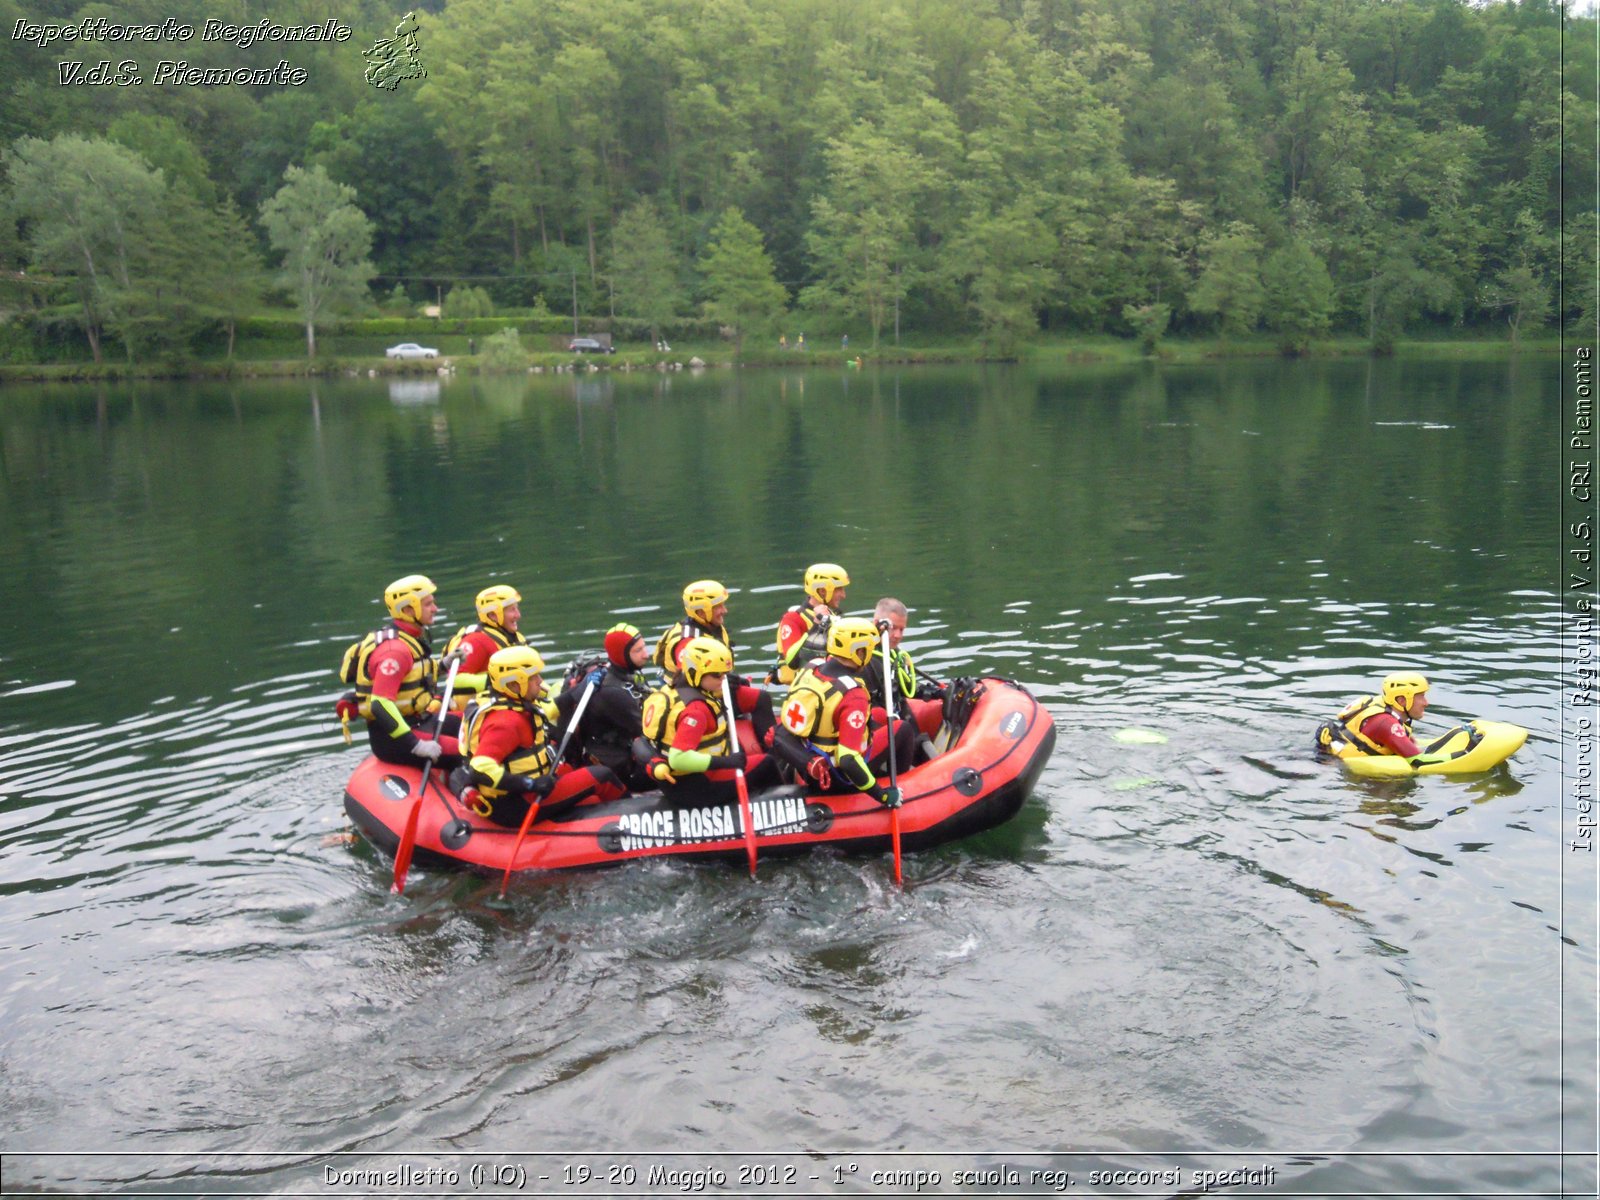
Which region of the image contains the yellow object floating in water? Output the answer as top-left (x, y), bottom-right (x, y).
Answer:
top-left (1114, 728), bottom-right (1168, 745)
top-left (1341, 719), bottom-right (1528, 778)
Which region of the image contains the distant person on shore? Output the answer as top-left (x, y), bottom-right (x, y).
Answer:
top-left (780, 334), bottom-right (788, 351)
top-left (1316, 672), bottom-right (1443, 761)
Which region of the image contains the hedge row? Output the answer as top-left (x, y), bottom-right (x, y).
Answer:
top-left (232, 314), bottom-right (727, 340)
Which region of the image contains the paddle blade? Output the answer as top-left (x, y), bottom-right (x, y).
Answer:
top-left (739, 773), bottom-right (757, 877)
top-left (890, 804), bottom-right (903, 888)
top-left (722, 677), bottom-right (758, 878)
top-left (500, 799), bottom-right (541, 899)
top-left (391, 797), bottom-right (422, 894)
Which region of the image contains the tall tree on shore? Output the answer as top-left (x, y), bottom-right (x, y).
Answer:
top-left (1190, 221), bottom-right (1267, 339)
top-left (4, 134), bottom-right (166, 362)
top-left (610, 199), bottom-right (684, 349)
top-left (195, 196), bottom-right (267, 359)
top-left (699, 207), bottom-right (786, 357)
top-left (259, 164), bottom-right (375, 359)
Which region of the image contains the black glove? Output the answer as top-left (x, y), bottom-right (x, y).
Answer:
top-left (915, 679), bottom-right (947, 701)
top-left (709, 750), bottom-right (747, 771)
top-left (528, 772), bottom-right (558, 797)
top-left (873, 784), bottom-right (902, 809)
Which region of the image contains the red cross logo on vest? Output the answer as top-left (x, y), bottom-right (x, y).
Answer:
top-left (783, 699), bottom-right (809, 732)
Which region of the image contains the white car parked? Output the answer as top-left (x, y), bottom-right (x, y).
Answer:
top-left (385, 342), bottom-right (439, 360)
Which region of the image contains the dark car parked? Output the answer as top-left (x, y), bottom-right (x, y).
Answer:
top-left (568, 337), bottom-right (615, 354)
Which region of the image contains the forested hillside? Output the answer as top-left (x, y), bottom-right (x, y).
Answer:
top-left (2, 0), bottom-right (1593, 361)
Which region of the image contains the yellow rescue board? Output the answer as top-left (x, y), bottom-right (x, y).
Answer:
top-left (1342, 720), bottom-right (1528, 778)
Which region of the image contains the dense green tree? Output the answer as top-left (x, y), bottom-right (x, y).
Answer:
top-left (5, 134), bottom-right (166, 361)
top-left (1189, 222), bottom-right (1266, 338)
top-left (0, 0), bottom-right (1584, 355)
top-left (610, 199), bottom-right (686, 349)
top-left (1262, 238), bottom-right (1335, 353)
top-left (700, 207), bottom-right (786, 356)
top-left (201, 196), bottom-right (268, 359)
top-left (258, 164), bottom-right (375, 359)
top-left (444, 284), bottom-right (494, 319)
top-left (949, 196), bottom-right (1055, 356)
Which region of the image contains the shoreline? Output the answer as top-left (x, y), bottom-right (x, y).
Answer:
top-left (0, 335), bottom-right (1563, 384)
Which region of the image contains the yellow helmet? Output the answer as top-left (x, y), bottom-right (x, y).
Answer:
top-left (804, 562), bottom-right (850, 606)
top-left (475, 584), bottom-right (521, 626)
top-left (826, 617), bottom-right (878, 668)
top-left (679, 636), bottom-right (733, 689)
top-left (486, 645), bottom-right (545, 699)
top-left (384, 574), bottom-right (436, 623)
top-left (1382, 672), bottom-right (1429, 710)
top-left (682, 579), bottom-right (729, 625)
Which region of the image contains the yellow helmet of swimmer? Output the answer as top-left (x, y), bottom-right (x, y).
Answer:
top-left (1382, 672), bottom-right (1429, 711)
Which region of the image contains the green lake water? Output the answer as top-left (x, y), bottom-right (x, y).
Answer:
top-left (0, 357), bottom-right (1591, 1196)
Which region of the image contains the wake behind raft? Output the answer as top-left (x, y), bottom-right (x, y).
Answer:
top-left (344, 676), bottom-right (1055, 878)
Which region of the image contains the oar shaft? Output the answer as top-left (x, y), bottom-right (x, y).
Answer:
top-left (392, 658), bottom-right (462, 895)
top-left (501, 676), bottom-right (599, 897)
top-left (879, 625), bottom-right (903, 888)
top-left (722, 676), bottom-right (758, 877)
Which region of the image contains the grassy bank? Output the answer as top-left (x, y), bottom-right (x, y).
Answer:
top-left (0, 332), bottom-right (1563, 383)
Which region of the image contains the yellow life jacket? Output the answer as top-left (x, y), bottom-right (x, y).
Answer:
top-left (442, 621), bottom-right (525, 709)
top-left (460, 695), bottom-right (555, 799)
top-left (652, 618), bottom-right (731, 674)
top-left (771, 604), bottom-right (832, 685)
top-left (779, 663), bottom-right (860, 759)
top-left (443, 620), bottom-right (524, 658)
top-left (340, 624), bottom-right (436, 720)
top-left (640, 682), bottom-right (730, 755)
top-left (1317, 695), bottom-right (1411, 758)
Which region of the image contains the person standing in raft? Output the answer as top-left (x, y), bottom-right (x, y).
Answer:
top-left (552, 621), bottom-right (655, 791)
top-left (772, 617), bottom-right (916, 801)
top-left (336, 574), bottom-right (476, 767)
top-left (769, 562), bottom-right (850, 686)
top-left (859, 597), bottom-right (948, 759)
top-left (640, 636), bottom-right (782, 806)
top-left (440, 583), bottom-right (527, 706)
top-left (1316, 672), bottom-right (1446, 763)
top-left (454, 646), bottom-right (626, 826)
top-left (654, 579), bottom-right (778, 748)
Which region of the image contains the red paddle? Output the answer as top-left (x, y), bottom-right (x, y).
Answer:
top-left (878, 622), bottom-right (903, 888)
top-left (500, 674), bottom-right (599, 897)
top-left (721, 676), bottom-right (758, 877)
top-left (392, 658), bottom-right (461, 895)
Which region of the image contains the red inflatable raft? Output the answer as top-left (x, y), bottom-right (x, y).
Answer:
top-left (343, 677), bottom-right (1055, 878)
